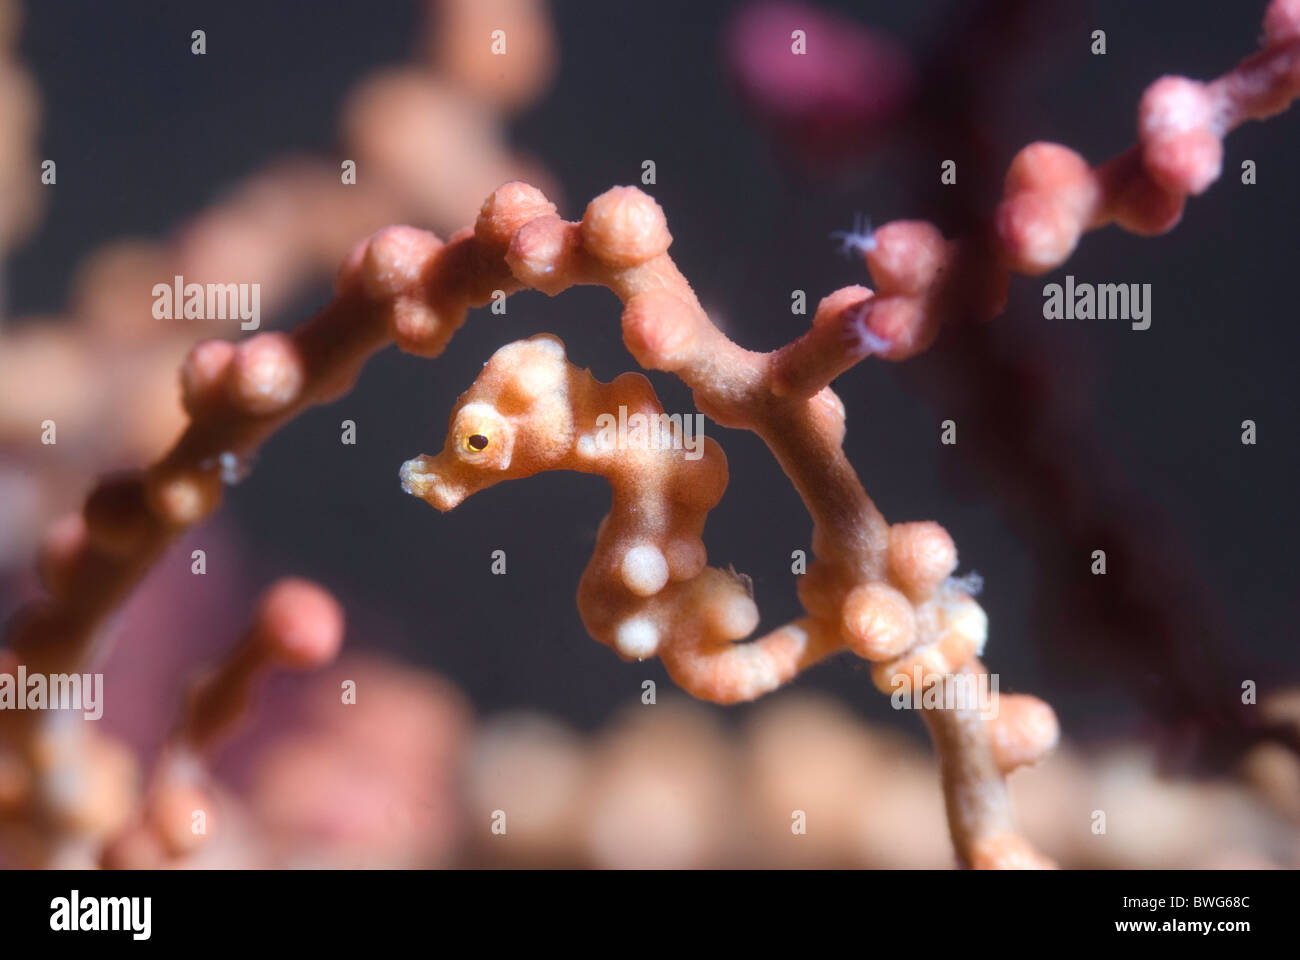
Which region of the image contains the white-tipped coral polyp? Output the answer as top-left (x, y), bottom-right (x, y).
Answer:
top-left (830, 212), bottom-right (878, 258)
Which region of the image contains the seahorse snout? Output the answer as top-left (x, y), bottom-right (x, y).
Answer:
top-left (399, 455), bottom-right (468, 511)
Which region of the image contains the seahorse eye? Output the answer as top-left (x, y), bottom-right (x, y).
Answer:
top-left (464, 433), bottom-right (490, 452)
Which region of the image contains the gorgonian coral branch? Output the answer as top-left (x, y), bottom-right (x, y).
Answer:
top-left (396, 183), bottom-right (1056, 867)
top-left (102, 578), bottom-right (343, 869)
top-left (849, 0), bottom-right (1300, 360)
top-left (3, 179), bottom-right (1053, 867)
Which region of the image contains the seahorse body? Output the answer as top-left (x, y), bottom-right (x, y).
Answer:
top-left (401, 334), bottom-right (837, 702)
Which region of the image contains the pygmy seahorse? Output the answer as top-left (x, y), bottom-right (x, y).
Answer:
top-left (400, 334), bottom-right (841, 702)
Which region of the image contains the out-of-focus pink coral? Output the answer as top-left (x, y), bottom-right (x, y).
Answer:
top-left (250, 656), bottom-right (470, 868)
top-left (724, 1), bottom-right (914, 169)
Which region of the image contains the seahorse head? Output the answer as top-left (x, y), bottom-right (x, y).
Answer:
top-left (400, 334), bottom-right (577, 510)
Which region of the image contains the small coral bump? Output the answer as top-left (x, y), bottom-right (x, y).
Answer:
top-left (935, 629), bottom-right (981, 675)
top-left (621, 291), bottom-right (699, 371)
top-left (506, 214), bottom-right (580, 294)
top-left (614, 617), bottom-right (660, 660)
top-left (841, 582), bottom-right (916, 661)
top-left (252, 578), bottom-right (345, 669)
top-left (1003, 141), bottom-right (1093, 198)
top-left (668, 440), bottom-right (729, 510)
top-left (705, 587), bottom-right (761, 641)
top-left (1264, 0), bottom-right (1300, 46)
top-left (809, 386), bottom-right (848, 447)
top-left (359, 225), bottom-right (442, 301)
top-left (581, 186), bottom-right (672, 267)
top-left (475, 181), bottom-right (557, 251)
top-left (998, 143), bottom-right (1098, 274)
top-left (863, 297), bottom-right (937, 360)
top-left (664, 539), bottom-right (707, 581)
top-left (841, 300), bottom-right (892, 357)
top-left (990, 694), bottom-right (1059, 773)
top-left (226, 333), bottom-right (305, 416)
top-left (390, 299), bottom-right (455, 358)
top-left (812, 285), bottom-right (873, 327)
top-left (146, 465), bottom-right (223, 527)
top-left (869, 593), bottom-right (987, 695)
top-left (864, 221), bottom-right (947, 296)
top-left (1140, 77), bottom-right (1216, 135)
top-left (508, 347), bottom-right (567, 406)
top-left (940, 592), bottom-right (988, 659)
top-left (888, 521), bottom-right (958, 603)
top-left (1144, 125), bottom-right (1223, 196)
top-left (180, 338), bottom-right (236, 415)
top-left (871, 644), bottom-right (948, 697)
top-left (620, 543), bottom-right (671, 597)
top-left (1139, 76), bottom-right (1223, 195)
top-left (996, 191), bottom-right (1083, 276)
top-left (829, 212), bottom-right (877, 259)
